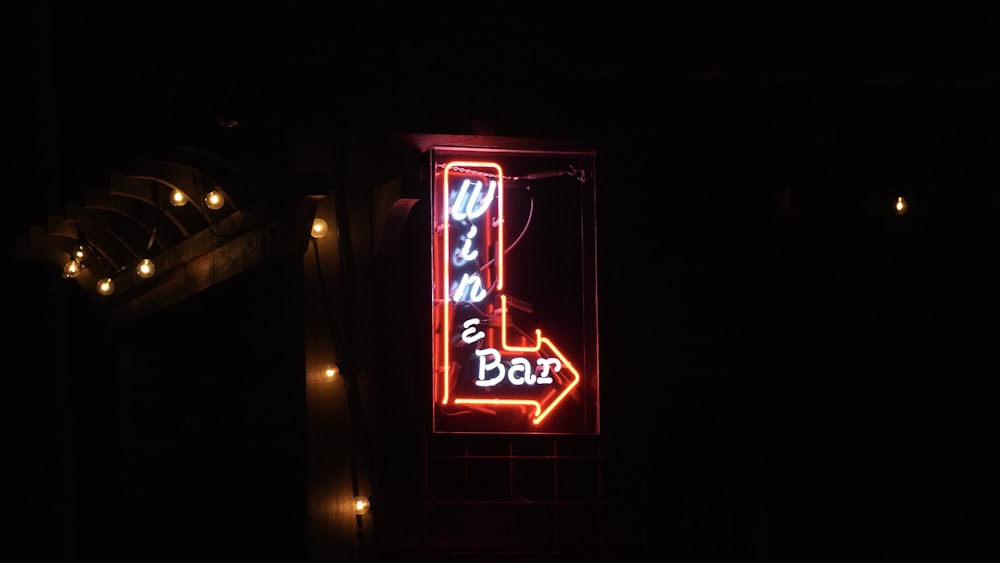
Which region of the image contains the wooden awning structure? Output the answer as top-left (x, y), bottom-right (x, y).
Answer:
top-left (15, 144), bottom-right (326, 329)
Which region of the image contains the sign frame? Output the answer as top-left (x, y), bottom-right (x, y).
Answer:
top-left (429, 146), bottom-right (599, 435)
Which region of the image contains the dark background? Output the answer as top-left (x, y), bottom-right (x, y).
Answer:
top-left (15, 3), bottom-right (998, 561)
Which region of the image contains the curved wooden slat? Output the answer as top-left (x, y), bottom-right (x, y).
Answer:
top-left (24, 225), bottom-right (115, 277)
top-left (161, 146), bottom-right (263, 210)
top-left (83, 189), bottom-right (187, 243)
top-left (61, 211), bottom-right (143, 269)
top-left (108, 173), bottom-right (210, 237)
top-left (45, 215), bottom-right (80, 239)
top-left (126, 157), bottom-right (235, 216)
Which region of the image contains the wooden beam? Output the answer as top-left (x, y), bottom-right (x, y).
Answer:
top-left (105, 198), bottom-right (321, 329)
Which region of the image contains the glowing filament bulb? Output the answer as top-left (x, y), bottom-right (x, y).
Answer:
top-left (353, 495), bottom-right (370, 514)
top-left (205, 190), bottom-right (225, 210)
top-left (894, 196), bottom-right (908, 215)
top-left (137, 258), bottom-right (155, 278)
top-left (62, 259), bottom-right (82, 278)
top-left (170, 189), bottom-right (188, 206)
top-left (97, 277), bottom-right (115, 296)
top-left (311, 218), bottom-right (329, 239)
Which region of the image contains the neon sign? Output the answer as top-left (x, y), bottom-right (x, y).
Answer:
top-left (431, 147), bottom-right (599, 434)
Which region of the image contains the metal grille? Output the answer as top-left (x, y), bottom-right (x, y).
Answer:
top-left (420, 434), bottom-right (650, 560)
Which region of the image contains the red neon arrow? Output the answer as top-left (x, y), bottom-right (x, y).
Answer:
top-left (451, 295), bottom-right (581, 425)
top-left (438, 161), bottom-right (581, 426)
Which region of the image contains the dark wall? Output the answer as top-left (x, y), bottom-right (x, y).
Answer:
top-left (593, 85), bottom-right (997, 561)
top-left (110, 257), bottom-right (307, 562)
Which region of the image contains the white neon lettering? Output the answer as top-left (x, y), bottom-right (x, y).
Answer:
top-left (508, 358), bottom-right (532, 385)
top-left (472, 349), bottom-right (555, 387)
top-left (470, 181), bottom-right (496, 219)
top-left (475, 348), bottom-right (505, 386)
top-left (459, 225), bottom-right (479, 262)
top-left (451, 179), bottom-right (496, 221)
top-left (454, 272), bottom-right (488, 303)
top-left (451, 180), bottom-right (473, 220)
top-left (461, 318), bottom-right (485, 343)
top-left (447, 168), bottom-right (555, 394)
top-left (535, 358), bottom-right (560, 384)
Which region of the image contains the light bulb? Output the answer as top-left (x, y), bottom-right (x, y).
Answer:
top-left (62, 259), bottom-right (82, 278)
top-left (324, 365), bottom-right (339, 378)
top-left (894, 196), bottom-right (908, 215)
top-left (97, 277), bottom-right (115, 296)
top-left (170, 189), bottom-right (188, 206)
top-left (311, 218), bottom-right (329, 239)
top-left (73, 245), bottom-right (89, 262)
top-left (136, 258), bottom-right (155, 278)
top-left (353, 495), bottom-right (370, 515)
top-left (204, 190), bottom-right (225, 210)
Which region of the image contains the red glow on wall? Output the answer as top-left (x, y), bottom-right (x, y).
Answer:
top-left (430, 147), bottom-right (599, 434)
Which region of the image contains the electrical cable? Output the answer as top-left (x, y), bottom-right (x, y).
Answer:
top-left (309, 191), bottom-right (375, 563)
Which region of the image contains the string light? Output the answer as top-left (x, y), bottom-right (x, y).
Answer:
top-left (324, 365), bottom-right (339, 378)
top-left (30, 154), bottom-right (258, 297)
top-left (97, 277), bottom-right (115, 296)
top-left (136, 258), bottom-right (156, 279)
top-left (204, 189), bottom-right (225, 210)
top-left (64, 179), bottom-right (241, 294)
top-left (353, 495), bottom-right (370, 515)
top-left (311, 218), bottom-right (329, 239)
top-left (170, 189), bottom-right (188, 206)
top-left (62, 258), bottom-right (83, 278)
top-left (72, 244), bottom-right (89, 262)
top-left (62, 241), bottom-right (92, 278)
top-left (894, 196), bottom-right (909, 215)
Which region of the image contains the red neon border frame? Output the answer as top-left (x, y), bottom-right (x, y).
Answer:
top-left (437, 161), bottom-right (581, 425)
